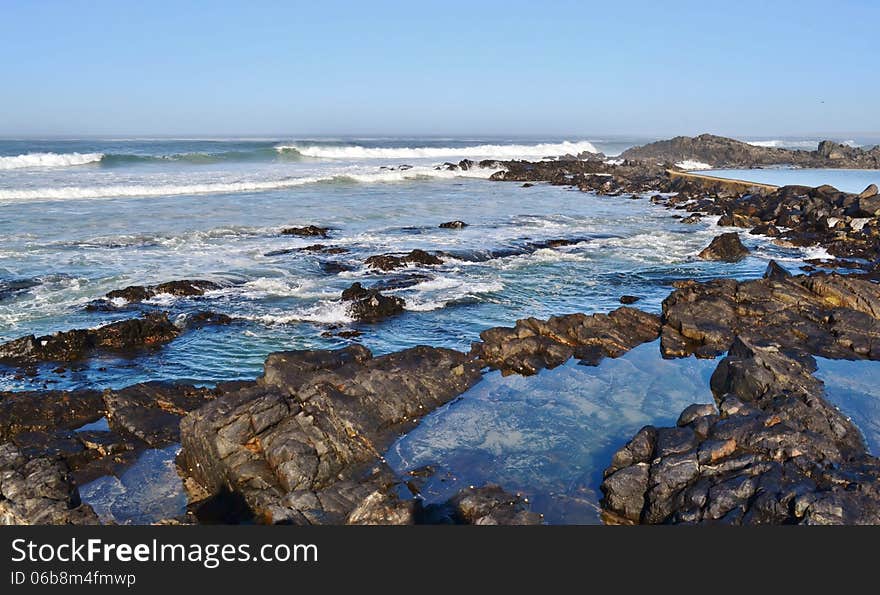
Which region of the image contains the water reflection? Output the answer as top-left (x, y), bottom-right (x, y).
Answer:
top-left (386, 341), bottom-right (718, 524)
top-left (815, 357), bottom-right (880, 455)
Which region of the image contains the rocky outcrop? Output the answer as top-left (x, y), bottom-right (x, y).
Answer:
top-left (697, 232), bottom-right (750, 262)
top-left (660, 272), bottom-right (880, 360)
top-left (601, 338), bottom-right (880, 525)
top-left (0, 382), bottom-right (221, 489)
top-left (178, 345), bottom-right (483, 524)
top-left (619, 133), bottom-right (880, 169)
top-left (281, 225), bottom-right (330, 238)
top-left (472, 307), bottom-right (662, 375)
top-left (0, 313), bottom-right (180, 364)
top-left (365, 249), bottom-right (444, 271)
top-left (340, 282), bottom-right (405, 322)
top-left (106, 280), bottom-right (221, 302)
top-left (439, 220), bottom-right (468, 229)
top-left (0, 443), bottom-right (100, 525)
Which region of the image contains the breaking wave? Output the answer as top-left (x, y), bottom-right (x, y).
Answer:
top-left (0, 152), bottom-right (104, 170)
top-left (275, 140), bottom-right (600, 160)
top-left (0, 166), bottom-right (501, 202)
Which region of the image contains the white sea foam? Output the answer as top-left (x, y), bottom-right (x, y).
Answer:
top-left (275, 141), bottom-right (600, 160)
top-left (0, 166), bottom-right (500, 202)
top-left (675, 160), bottom-right (713, 170)
top-left (245, 301), bottom-right (354, 325)
top-left (0, 152), bottom-right (104, 170)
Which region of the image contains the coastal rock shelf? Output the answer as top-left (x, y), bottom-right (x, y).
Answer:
top-left (3, 134), bottom-right (880, 525)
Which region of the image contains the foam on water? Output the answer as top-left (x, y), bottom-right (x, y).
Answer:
top-left (0, 152), bottom-right (104, 170)
top-left (275, 140), bottom-right (599, 160)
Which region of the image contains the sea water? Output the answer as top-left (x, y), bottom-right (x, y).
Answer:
top-left (1, 136), bottom-right (877, 522)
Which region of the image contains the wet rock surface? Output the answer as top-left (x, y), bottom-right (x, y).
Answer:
top-left (178, 345), bottom-right (483, 524)
top-left (0, 313), bottom-right (181, 364)
top-left (660, 272), bottom-right (880, 360)
top-left (280, 225), bottom-right (330, 238)
top-left (698, 232), bottom-right (750, 262)
top-left (601, 338), bottom-right (880, 524)
top-left (0, 442), bottom-right (100, 525)
top-left (106, 280), bottom-right (221, 303)
top-left (439, 220), bottom-right (468, 229)
top-left (365, 249), bottom-right (444, 271)
top-left (472, 307), bottom-right (662, 375)
top-left (340, 282), bottom-right (406, 322)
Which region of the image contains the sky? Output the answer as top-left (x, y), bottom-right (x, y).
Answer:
top-left (1, 0), bottom-right (878, 137)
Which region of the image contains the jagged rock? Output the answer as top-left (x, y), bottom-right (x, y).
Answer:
top-left (439, 220), bottom-right (468, 229)
top-left (681, 213), bottom-right (703, 224)
top-left (365, 249), bottom-right (443, 271)
top-left (0, 442), bottom-right (100, 525)
top-left (858, 184), bottom-right (879, 199)
top-left (106, 280), bottom-right (221, 302)
top-left (340, 283), bottom-right (405, 322)
top-left (763, 260), bottom-right (791, 281)
top-left (103, 382), bottom-right (219, 447)
top-left (0, 389), bottom-right (104, 441)
top-left (660, 272), bottom-right (880, 359)
top-left (619, 295), bottom-right (641, 305)
top-left (601, 339), bottom-right (880, 525)
top-left (0, 313), bottom-right (180, 364)
top-left (178, 345), bottom-right (483, 524)
top-left (472, 307), bottom-right (661, 375)
top-left (698, 233), bottom-right (750, 262)
top-left (436, 486), bottom-right (543, 525)
top-left (281, 225), bottom-right (330, 238)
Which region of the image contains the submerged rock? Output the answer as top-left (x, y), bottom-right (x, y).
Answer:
top-left (472, 307), bottom-right (662, 375)
top-left (365, 249), bottom-right (443, 271)
top-left (340, 282), bottom-right (405, 322)
top-left (439, 220), bottom-right (468, 229)
top-left (698, 232), bottom-right (750, 262)
top-left (106, 279), bottom-right (221, 303)
top-left (0, 313), bottom-right (180, 364)
top-left (281, 225), bottom-right (330, 238)
top-left (178, 345), bottom-right (483, 524)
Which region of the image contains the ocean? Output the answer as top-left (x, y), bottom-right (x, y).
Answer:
top-left (2, 135), bottom-right (879, 523)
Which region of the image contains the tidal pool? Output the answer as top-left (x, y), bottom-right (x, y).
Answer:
top-left (386, 341), bottom-right (719, 524)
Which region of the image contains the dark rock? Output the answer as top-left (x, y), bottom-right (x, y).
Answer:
top-left (280, 225), bottom-right (330, 238)
top-left (439, 486), bottom-right (542, 525)
top-left (619, 133), bottom-right (880, 169)
top-left (179, 310), bottom-right (233, 330)
top-left (0, 278), bottom-right (40, 302)
top-left (472, 307), bottom-right (661, 375)
top-left (365, 249), bottom-right (443, 271)
top-left (0, 389), bottom-right (104, 441)
top-left (750, 223), bottom-right (780, 237)
top-left (341, 283), bottom-right (405, 322)
top-left (0, 442), bottom-right (100, 525)
top-left (681, 214), bottom-right (703, 224)
top-left (0, 313), bottom-right (180, 364)
top-left (763, 260), bottom-right (791, 280)
top-left (103, 382), bottom-right (219, 447)
top-left (106, 280), bottom-right (221, 302)
top-left (858, 183), bottom-right (879, 199)
top-left (178, 345), bottom-right (482, 524)
top-left (298, 244), bottom-right (348, 254)
top-left (660, 272), bottom-right (880, 360)
top-left (698, 233), bottom-right (750, 262)
top-left (439, 221), bottom-right (468, 229)
top-left (601, 339), bottom-right (880, 525)
top-left (619, 295), bottom-right (641, 305)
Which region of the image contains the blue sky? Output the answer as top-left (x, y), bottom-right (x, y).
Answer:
top-left (1, 0), bottom-right (877, 137)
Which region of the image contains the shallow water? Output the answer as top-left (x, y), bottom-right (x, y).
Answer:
top-left (387, 340), bottom-right (719, 524)
top-left (815, 357), bottom-right (880, 456)
top-left (2, 137), bottom-right (877, 524)
top-left (703, 168), bottom-right (880, 194)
